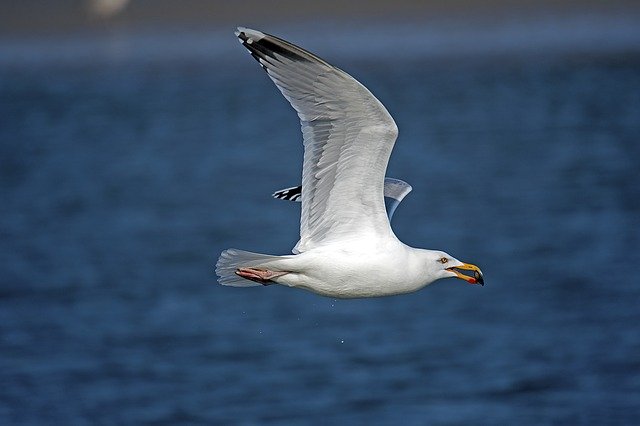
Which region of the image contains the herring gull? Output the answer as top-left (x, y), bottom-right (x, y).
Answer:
top-left (216, 27), bottom-right (483, 298)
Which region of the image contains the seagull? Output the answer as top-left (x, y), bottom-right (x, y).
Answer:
top-left (216, 27), bottom-right (483, 298)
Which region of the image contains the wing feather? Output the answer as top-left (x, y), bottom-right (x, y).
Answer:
top-left (236, 28), bottom-right (398, 252)
top-left (273, 178), bottom-right (412, 221)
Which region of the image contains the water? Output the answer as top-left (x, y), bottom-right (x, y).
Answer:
top-left (1, 23), bottom-right (640, 424)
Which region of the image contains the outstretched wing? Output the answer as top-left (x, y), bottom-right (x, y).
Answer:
top-left (273, 178), bottom-right (412, 221)
top-left (236, 27), bottom-right (399, 253)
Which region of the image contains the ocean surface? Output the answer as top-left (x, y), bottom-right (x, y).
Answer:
top-left (1, 21), bottom-right (640, 424)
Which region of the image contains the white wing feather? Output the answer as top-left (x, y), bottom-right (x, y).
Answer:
top-left (236, 28), bottom-right (399, 253)
top-left (272, 178), bottom-right (412, 221)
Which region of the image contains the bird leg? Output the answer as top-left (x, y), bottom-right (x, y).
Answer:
top-left (235, 268), bottom-right (288, 286)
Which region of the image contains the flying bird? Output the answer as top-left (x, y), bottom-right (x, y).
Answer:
top-left (216, 27), bottom-right (483, 298)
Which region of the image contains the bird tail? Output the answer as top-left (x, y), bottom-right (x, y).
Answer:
top-left (215, 248), bottom-right (286, 287)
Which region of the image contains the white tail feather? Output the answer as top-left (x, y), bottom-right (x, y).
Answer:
top-left (215, 248), bottom-right (284, 287)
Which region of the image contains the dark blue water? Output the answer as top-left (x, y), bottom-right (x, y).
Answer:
top-left (1, 25), bottom-right (640, 424)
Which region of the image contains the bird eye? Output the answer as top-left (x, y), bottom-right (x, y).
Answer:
top-left (438, 257), bottom-right (448, 264)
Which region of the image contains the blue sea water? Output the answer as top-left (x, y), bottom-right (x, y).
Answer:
top-left (1, 22), bottom-right (640, 424)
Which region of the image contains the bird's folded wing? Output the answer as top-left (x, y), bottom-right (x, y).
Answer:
top-left (236, 27), bottom-right (399, 253)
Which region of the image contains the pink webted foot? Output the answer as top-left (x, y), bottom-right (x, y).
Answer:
top-left (235, 268), bottom-right (288, 285)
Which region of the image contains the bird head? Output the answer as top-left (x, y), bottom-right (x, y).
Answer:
top-left (428, 251), bottom-right (484, 286)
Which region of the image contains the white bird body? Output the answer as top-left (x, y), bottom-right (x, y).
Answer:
top-left (215, 27), bottom-right (483, 298)
top-left (267, 239), bottom-right (436, 298)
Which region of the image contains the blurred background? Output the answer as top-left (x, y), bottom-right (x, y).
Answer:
top-left (1, 0), bottom-right (640, 424)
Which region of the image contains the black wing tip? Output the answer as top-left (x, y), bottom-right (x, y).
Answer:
top-left (272, 186), bottom-right (302, 201)
top-left (235, 27), bottom-right (256, 42)
top-left (235, 27), bottom-right (259, 49)
top-left (235, 26), bottom-right (313, 64)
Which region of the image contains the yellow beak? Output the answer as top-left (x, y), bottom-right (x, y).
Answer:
top-left (447, 263), bottom-right (484, 286)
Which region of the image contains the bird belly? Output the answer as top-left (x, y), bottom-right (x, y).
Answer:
top-left (275, 245), bottom-right (425, 298)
